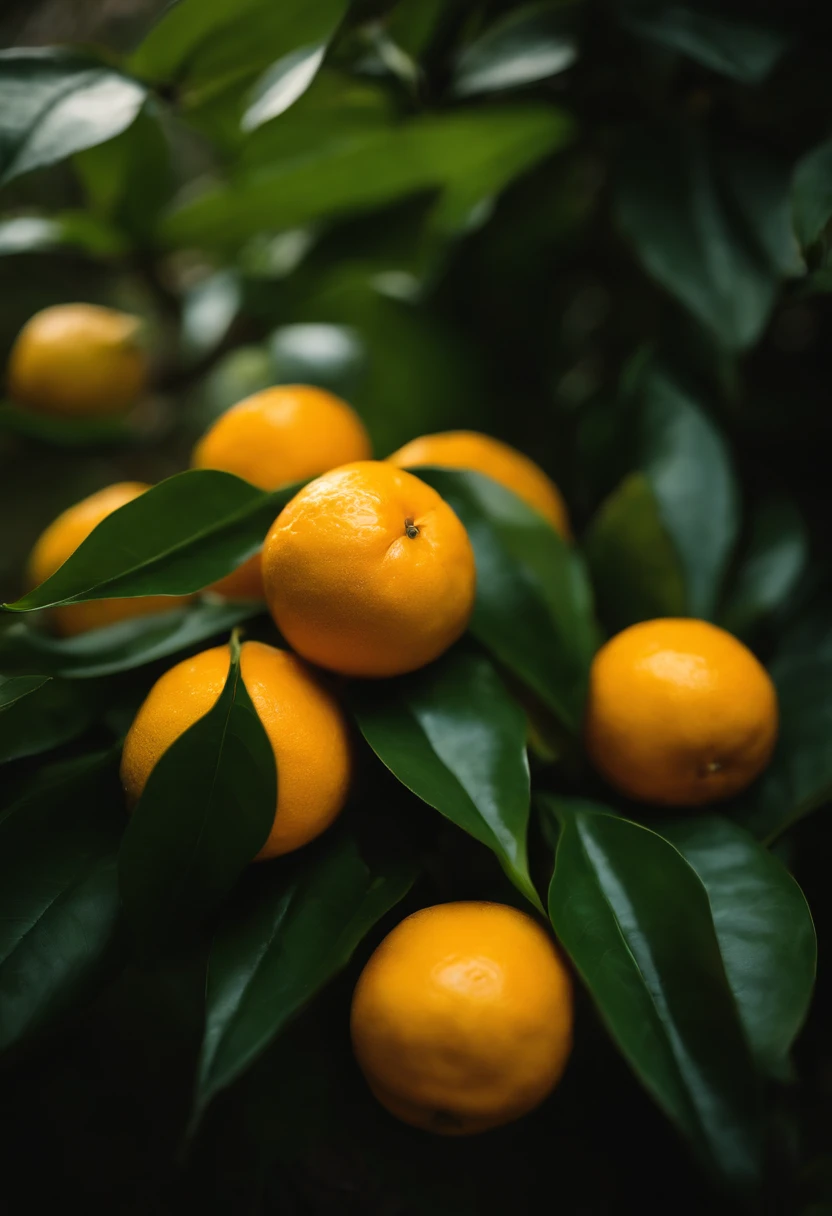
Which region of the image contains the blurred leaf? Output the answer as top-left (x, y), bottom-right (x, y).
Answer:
top-left (658, 815), bottom-right (816, 1077)
top-left (0, 400), bottom-right (133, 447)
top-left (163, 107), bottom-right (572, 247)
top-left (242, 44), bottom-right (327, 131)
top-left (193, 833), bottom-right (416, 1122)
top-left (0, 674), bottom-right (51, 710)
top-left (640, 369), bottom-right (739, 619)
top-left (793, 136), bottom-right (832, 249)
top-left (418, 468), bottom-right (599, 732)
top-left (0, 216), bottom-right (61, 254)
top-left (622, 7), bottom-right (789, 84)
top-left (0, 676), bottom-right (93, 764)
top-left (350, 647), bottom-right (540, 910)
top-left (388, 0), bottom-right (447, 56)
top-left (721, 497), bottom-right (808, 639)
top-left (0, 749), bottom-right (122, 1053)
top-left (585, 473), bottom-right (686, 632)
top-left (0, 49), bottom-right (146, 187)
top-left (118, 632), bottom-right (276, 949)
top-left (546, 797), bottom-right (762, 1188)
top-left (3, 471), bottom-right (301, 612)
top-left (182, 271), bottom-right (241, 358)
top-left (269, 323), bottom-right (366, 397)
top-left (0, 602), bottom-right (260, 680)
top-left (616, 124), bottom-right (799, 348)
top-left (453, 2), bottom-right (578, 97)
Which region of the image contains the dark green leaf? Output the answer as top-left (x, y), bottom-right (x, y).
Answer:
top-left (546, 798), bottom-right (762, 1188)
top-left (0, 602), bottom-right (260, 680)
top-left (616, 124), bottom-right (799, 348)
top-left (720, 497), bottom-right (808, 639)
top-left (0, 674), bottom-right (51, 710)
top-left (640, 370), bottom-right (739, 619)
top-left (162, 107), bottom-right (572, 247)
top-left (0, 49), bottom-right (146, 186)
top-left (452, 2), bottom-right (578, 97)
top-left (657, 816), bottom-right (816, 1076)
top-left (269, 324), bottom-right (366, 397)
top-left (622, 7), bottom-right (789, 84)
top-left (417, 468), bottom-right (599, 732)
top-left (3, 471), bottom-right (300, 612)
top-left (193, 833), bottom-right (416, 1120)
top-left (74, 104), bottom-right (172, 243)
top-left (242, 44), bottom-right (327, 132)
top-left (793, 136), bottom-right (832, 249)
top-left (0, 400), bottom-right (133, 447)
top-left (118, 632), bottom-right (276, 948)
top-left (585, 473), bottom-right (686, 632)
top-left (350, 647), bottom-right (539, 909)
top-left (0, 677), bottom-right (93, 764)
top-left (0, 750), bottom-right (122, 1052)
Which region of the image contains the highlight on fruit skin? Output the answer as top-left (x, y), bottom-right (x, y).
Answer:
top-left (192, 384), bottom-right (372, 600)
top-left (350, 902), bottom-right (573, 1135)
top-left (388, 429), bottom-right (570, 537)
top-left (261, 460), bottom-right (477, 678)
top-left (26, 482), bottom-right (192, 637)
top-left (120, 641), bottom-right (352, 860)
top-left (7, 303), bottom-right (148, 418)
top-left (585, 617), bottom-right (779, 806)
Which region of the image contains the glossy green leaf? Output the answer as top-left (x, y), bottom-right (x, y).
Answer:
top-left (658, 816), bottom-right (816, 1076)
top-left (452, 2), bottom-right (578, 97)
top-left (0, 602), bottom-right (260, 680)
top-left (585, 472), bottom-right (686, 632)
top-left (74, 104), bottom-right (172, 242)
top-left (0, 49), bottom-right (146, 186)
top-left (0, 676), bottom-right (93, 764)
top-left (721, 497), bottom-right (808, 639)
top-left (793, 136), bottom-right (832, 249)
top-left (616, 124), bottom-right (800, 348)
top-left (417, 468), bottom-right (599, 732)
top-left (546, 798), bottom-right (762, 1188)
top-left (193, 833), bottom-right (416, 1120)
top-left (0, 674), bottom-right (51, 710)
top-left (242, 44), bottom-right (327, 131)
top-left (118, 632), bottom-right (276, 948)
top-left (0, 216), bottom-right (61, 254)
top-left (640, 370), bottom-right (739, 619)
top-left (3, 471), bottom-right (300, 612)
top-left (163, 107), bottom-right (572, 247)
top-left (0, 750), bottom-right (122, 1052)
top-left (350, 647), bottom-right (540, 910)
top-left (622, 7), bottom-right (789, 84)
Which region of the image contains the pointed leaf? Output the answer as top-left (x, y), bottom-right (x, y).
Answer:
top-left (546, 797), bottom-right (762, 1188)
top-left (720, 497), bottom-right (808, 640)
top-left (622, 7), bottom-right (789, 84)
top-left (118, 633), bottom-right (276, 948)
top-left (0, 676), bottom-right (93, 764)
top-left (351, 647), bottom-right (540, 910)
top-left (0, 674), bottom-right (51, 710)
top-left (793, 136), bottom-right (832, 250)
top-left (242, 44), bottom-right (327, 131)
top-left (453, 3), bottom-right (578, 97)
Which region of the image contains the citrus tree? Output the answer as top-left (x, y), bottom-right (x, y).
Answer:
top-left (1, 0), bottom-right (831, 1212)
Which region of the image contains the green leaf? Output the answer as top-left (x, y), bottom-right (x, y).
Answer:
top-left (585, 473), bottom-right (686, 632)
top-left (242, 44), bottom-right (327, 132)
top-left (615, 123), bottom-right (800, 348)
top-left (193, 833), bottom-right (416, 1121)
top-left (452, 2), bottom-right (578, 97)
top-left (350, 647), bottom-right (540, 910)
top-left (546, 798), bottom-right (762, 1188)
top-left (657, 816), bottom-right (816, 1077)
top-left (0, 674), bottom-right (51, 710)
top-left (417, 468), bottom-right (599, 732)
top-left (0, 49), bottom-right (147, 187)
top-left (720, 497), bottom-right (808, 639)
top-left (162, 107), bottom-right (572, 248)
top-left (0, 677), bottom-right (93, 764)
top-left (0, 400), bottom-right (133, 447)
top-left (0, 750), bottom-right (122, 1053)
top-left (793, 136), bottom-right (832, 249)
top-left (118, 632), bottom-right (276, 948)
top-left (640, 370), bottom-right (739, 619)
top-left (622, 7), bottom-right (789, 84)
top-left (74, 104), bottom-right (172, 243)
top-left (3, 471), bottom-right (300, 612)
top-left (0, 216), bottom-right (61, 254)
top-left (0, 602), bottom-right (260, 680)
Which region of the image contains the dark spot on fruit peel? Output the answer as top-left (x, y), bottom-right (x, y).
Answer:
top-left (699, 759), bottom-right (723, 777)
top-left (404, 517), bottom-right (420, 539)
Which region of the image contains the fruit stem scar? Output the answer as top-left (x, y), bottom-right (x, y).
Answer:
top-left (404, 517), bottom-right (420, 539)
top-left (705, 760), bottom-right (722, 774)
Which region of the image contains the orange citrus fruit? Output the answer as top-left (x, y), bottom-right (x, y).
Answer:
top-left (262, 461), bottom-right (476, 677)
top-left (120, 641), bottom-right (351, 860)
top-left (585, 618), bottom-right (778, 805)
top-left (192, 384), bottom-right (372, 599)
top-left (8, 303), bottom-right (147, 417)
top-left (27, 482), bottom-right (191, 637)
top-left (388, 430), bottom-right (570, 537)
top-left (351, 902), bottom-right (573, 1135)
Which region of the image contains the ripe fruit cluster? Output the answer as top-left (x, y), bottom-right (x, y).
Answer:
top-left (13, 304), bottom-right (779, 1137)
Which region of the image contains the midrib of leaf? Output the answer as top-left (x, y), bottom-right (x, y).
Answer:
top-left (3, 70), bottom-right (96, 183)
